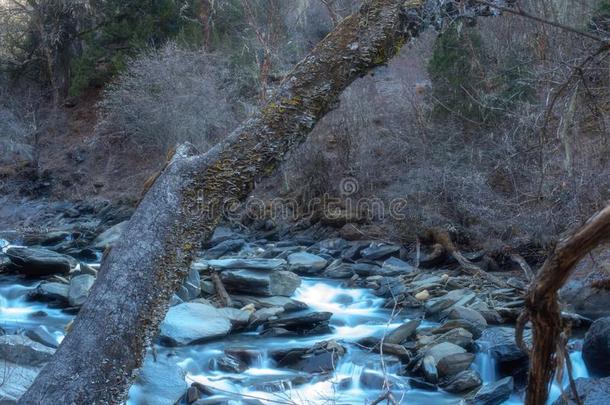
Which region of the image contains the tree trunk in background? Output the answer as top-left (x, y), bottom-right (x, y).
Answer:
top-left (20, 1), bottom-right (427, 403)
top-left (523, 204), bottom-right (610, 405)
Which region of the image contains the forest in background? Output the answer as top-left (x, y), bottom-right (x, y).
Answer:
top-left (0, 0), bottom-right (609, 255)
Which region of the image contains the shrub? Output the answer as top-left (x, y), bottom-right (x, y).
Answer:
top-left (96, 43), bottom-right (240, 154)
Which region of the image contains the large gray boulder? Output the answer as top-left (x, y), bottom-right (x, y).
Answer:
top-left (583, 317), bottom-right (610, 376)
top-left (6, 247), bottom-right (71, 276)
top-left (159, 303), bottom-right (232, 346)
top-left (132, 354), bottom-right (188, 405)
top-left (220, 269), bottom-right (300, 297)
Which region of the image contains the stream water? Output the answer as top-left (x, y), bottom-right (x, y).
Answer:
top-left (0, 238), bottom-right (591, 404)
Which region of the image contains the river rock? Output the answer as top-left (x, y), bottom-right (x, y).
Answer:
top-left (262, 311), bottom-right (332, 337)
top-left (551, 376), bottom-right (610, 405)
top-left (433, 319), bottom-right (484, 340)
top-left (437, 352), bottom-right (475, 377)
top-left (380, 257), bottom-right (415, 276)
top-left (220, 269), bottom-right (300, 297)
top-left (483, 327), bottom-right (530, 363)
top-left (385, 319), bottom-right (421, 344)
top-left (177, 268), bottom-right (201, 302)
top-left (425, 289), bottom-right (476, 316)
top-left (0, 335), bottom-right (55, 367)
top-left (352, 263), bottom-right (383, 277)
top-left (204, 238), bottom-right (246, 259)
top-left (473, 376), bottom-right (514, 405)
top-left (159, 303), bottom-right (232, 346)
top-left (207, 258), bottom-right (286, 270)
top-left (133, 354), bottom-right (188, 405)
top-left (440, 369), bottom-right (482, 393)
top-left (428, 327), bottom-right (473, 349)
top-left (583, 317), bottom-right (610, 376)
top-left (92, 221), bottom-right (128, 249)
top-left (561, 279), bottom-right (610, 320)
top-left (6, 247), bottom-right (71, 276)
top-left (273, 340), bottom-right (345, 374)
top-left (0, 364), bottom-right (40, 403)
top-left (68, 274), bottom-right (95, 306)
top-left (24, 326), bottom-right (59, 349)
top-left (425, 342), bottom-right (467, 369)
top-left (447, 306), bottom-right (487, 327)
top-left (215, 354), bottom-right (248, 373)
top-left (361, 243), bottom-right (401, 260)
top-left (251, 306), bottom-right (284, 324)
top-left (323, 262), bottom-right (355, 278)
top-left (30, 282), bottom-right (69, 304)
top-left (230, 295), bottom-right (307, 311)
top-left (287, 252), bottom-right (328, 275)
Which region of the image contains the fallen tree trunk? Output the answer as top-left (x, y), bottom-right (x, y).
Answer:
top-left (21, 2), bottom-right (505, 403)
top-left (520, 204), bottom-right (610, 405)
top-left (21, 2), bottom-right (422, 404)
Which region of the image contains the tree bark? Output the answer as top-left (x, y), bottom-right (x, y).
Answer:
top-left (20, 1), bottom-right (426, 403)
top-left (522, 204), bottom-right (610, 405)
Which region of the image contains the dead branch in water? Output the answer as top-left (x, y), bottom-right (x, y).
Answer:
top-left (518, 204), bottom-right (610, 405)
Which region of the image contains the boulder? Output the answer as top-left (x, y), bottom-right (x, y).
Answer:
top-left (433, 319), bottom-right (485, 340)
top-left (220, 269), bottom-right (301, 297)
top-left (6, 247), bottom-right (71, 276)
top-left (561, 279), bottom-right (610, 320)
top-left (159, 303), bottom-right (232, 346)
top-left (68, 274), bottom-right (95, 306)
top-left (437, 352), bottom-right (475, 377)
top-left (425, 289), bottom-right (476, 316)
top-left (323, 262), bottom-right (355, 278)
top-left (0, 335), bottom-right (55, 367)
top-left (273, 340), bottom-right (345, 374)
top-left (447, 306), bottom-right (487, 327)
top-left (425, 342), bottom-right (466, 365)
top-left (440, 369), bottom-right (482, 393)
top-left (361, 243), bottom-right (400, 260)
top-left (287, 252), bottom-right (328, 275)
top-left (92, 221), bottom-right (128, 249)
top-left (204, 239), bottom-right (246, 259)
top-left (483, 327), bottom-right (530, 363)
top-left (352, 263), bottom-right (383, 277)
top-left (30, 282), bottom-right (69, 304)
top-left (380, 257), bottom-right (416, 276)
top-left (206, 258), bottom-right (286, 270)
top-left (583, 317), bottom-right (610, 376)
top-left (132, 354), bottom-right (188, 405)
top-left (0, 364), bottom-right (40, 403)
top-left (551, 376), bottom-right (610, 405)
top-left (177, 268), bottom-right (201, 302)
top-left (262, 312), bottom-right (332, 337)
top-left (473, 376), bottom-right (514, 405)
top-left (24, 326), bottom-right (59, 349)
top-left (230, 295), bottom-right (307, 311)
top-left (427, 327), bottom-right (473, 350)
top-left (215, 354), bottom-right (248, 373)
top-left (385, 319), bottom-right (421, 344)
